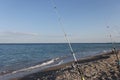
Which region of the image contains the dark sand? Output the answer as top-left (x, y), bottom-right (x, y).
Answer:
top-left (12, 50), bottom-right (120, 80)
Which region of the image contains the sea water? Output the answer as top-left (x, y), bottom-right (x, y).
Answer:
top-left (0, 43), bottom-right (120, 76)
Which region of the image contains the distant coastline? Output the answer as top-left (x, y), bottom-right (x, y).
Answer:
top-left (0, 42), bottom-right (120, 45)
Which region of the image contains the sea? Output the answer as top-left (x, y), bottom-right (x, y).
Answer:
top-left (0, 43), bottom-right (120, 79)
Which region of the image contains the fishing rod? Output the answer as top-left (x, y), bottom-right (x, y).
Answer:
top-left (50, 0), bottom-right (85, 80)
top-left (107, 26), bottom-right (120, 71)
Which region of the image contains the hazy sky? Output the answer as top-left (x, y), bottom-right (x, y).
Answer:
top-left (0, 0), bottom-right (120, 43)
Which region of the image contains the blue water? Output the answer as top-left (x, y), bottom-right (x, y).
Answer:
top-left (0, 43), bottom-right (120, 74)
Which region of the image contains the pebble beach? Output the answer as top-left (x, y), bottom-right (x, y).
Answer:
top-left (12, 50), bottom-right (120, 80)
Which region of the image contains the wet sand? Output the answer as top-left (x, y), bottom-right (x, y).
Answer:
top-left (12, 50), bottom-right (120, 80)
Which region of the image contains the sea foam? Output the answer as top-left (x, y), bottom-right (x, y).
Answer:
top-left (12, 58), bottom-right (59, 74)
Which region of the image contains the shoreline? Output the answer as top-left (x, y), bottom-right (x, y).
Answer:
top-left (11, 50), bottom-right (120, 80)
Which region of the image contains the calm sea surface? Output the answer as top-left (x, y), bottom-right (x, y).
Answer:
top-left (0, 43), bottom-right (120, 74)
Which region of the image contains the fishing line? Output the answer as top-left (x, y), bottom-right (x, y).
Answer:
top-left (50, 0), bottom-right (77, 62)
top-left (106, 26), bottom-right (120, 71)
top-left (50, 0), bottom-right (85, 80)
top-left (113, 26), bottom-right (120, 39)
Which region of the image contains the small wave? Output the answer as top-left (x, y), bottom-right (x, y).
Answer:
top-left (0, 70), bottom-right (13, 75)
top-left (56, 60), bottom-right (63, 65)
top-left (12, 58), bottom-right (59, 74)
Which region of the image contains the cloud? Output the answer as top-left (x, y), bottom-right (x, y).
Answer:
top-left (0, 31), bottom-right (41, 43)
top-left (0, 31), bottom-right (66, 43)
top-left (0, 31), bottom-right (118, 43)
top-left (0, 31), bottom-right (39, 37)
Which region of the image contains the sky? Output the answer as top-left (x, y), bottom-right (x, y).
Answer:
top-left (0, 0), bottom-right (120, 43)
